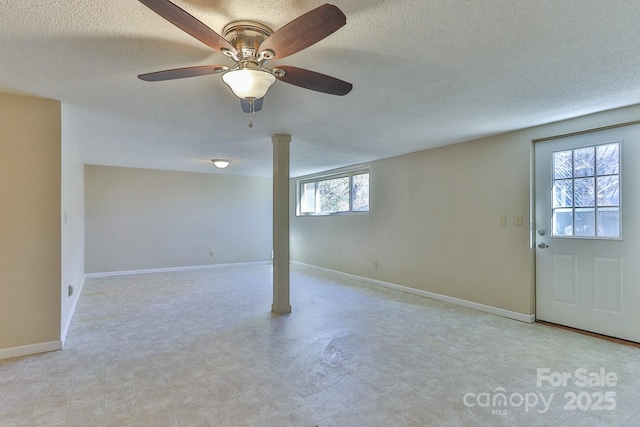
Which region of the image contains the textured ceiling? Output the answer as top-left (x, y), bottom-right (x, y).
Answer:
top-left (2, 0), bottom-right (640, 177)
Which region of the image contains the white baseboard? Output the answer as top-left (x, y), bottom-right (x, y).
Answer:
top-left (85, 261), bottom-right (272, 279)
top-left (0, 341), bottom-right (62, 361)
top-left (61, 274), bottom-right (86, 347)
top-left (292, 261), bottom-right (535, 324)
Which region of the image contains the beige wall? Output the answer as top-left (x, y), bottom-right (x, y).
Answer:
top-left (85, 165), bottom-right (272, 273)
top-left (0, 93), bottom-right (61, 350)
top-left (61, 106), bottom-right (85, 340)
top-left (291, 104), bottom-right (640, 317)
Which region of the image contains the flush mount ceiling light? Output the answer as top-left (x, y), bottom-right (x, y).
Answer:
top-left (211, 159), bottom-right (231, 169)
top-left (136, 1), bottom-right (352, 115)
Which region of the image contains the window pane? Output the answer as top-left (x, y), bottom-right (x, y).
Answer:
top-left (553, 208), bottom-right (574, 236)
top-left (318, 177), bottom-right (349, 213)
top-left (574, 208), bottom-right (595, 237)
top-left (597, 207), bottom-right (620, 238)
top-left (574, 178), bottom-right (595, 207)
top-left (300, 182), bottom-right (316, 213)
top-left (553, 151), bottom-right (572, 179)
top-left (352, 173), bottom-right (369, 212)
top-left (549, 142), bottom-right (620, 239)
top-left (597, 175), bottom-right (619, 206)
top-left (574, 147), bottom-right (595, 177)
top-left (297, 168), bottom-right (370, 216)
top-left (553, 180), bottom-right (573, 208)
top-left (597, 143), bottom-right (619, 175)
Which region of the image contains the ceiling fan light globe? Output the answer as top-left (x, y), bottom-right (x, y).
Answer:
top-left (222, 69), bottom-right (276, 100)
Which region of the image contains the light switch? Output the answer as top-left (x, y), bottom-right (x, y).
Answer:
top-left (514, 214), bottom-right (523, 226)
top-left (499, 215), bottom-right (507, 226)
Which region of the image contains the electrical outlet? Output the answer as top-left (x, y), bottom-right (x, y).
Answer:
top-left (373, 261), bottom-right (378, 269)
top-left (209, 251), bottom-right (214, 257)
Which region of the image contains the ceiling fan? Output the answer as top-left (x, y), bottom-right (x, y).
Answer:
top-left (137, 0), bottom-right (353, 114)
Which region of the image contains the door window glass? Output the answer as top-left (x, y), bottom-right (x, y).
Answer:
top-left (552, 142), bottom-right (620, 238)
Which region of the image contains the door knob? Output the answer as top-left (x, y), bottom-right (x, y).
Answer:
top-left (537, 242), bottom-right (549, 249)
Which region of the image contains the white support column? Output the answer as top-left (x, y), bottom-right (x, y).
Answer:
top-left (272, 134), bottom-right (291, 314)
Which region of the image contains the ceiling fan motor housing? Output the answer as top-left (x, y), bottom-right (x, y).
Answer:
top-left (223, 21), bottom-right (274, 62)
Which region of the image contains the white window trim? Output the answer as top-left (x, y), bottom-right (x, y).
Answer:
top-left (296, 166), bottom-right (370, 216)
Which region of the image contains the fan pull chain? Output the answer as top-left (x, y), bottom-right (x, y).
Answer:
top-left (248, 99), bottom-right (256, 128)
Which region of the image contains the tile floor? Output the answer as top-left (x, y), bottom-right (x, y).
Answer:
top-left (1, 264), bottom-right (640, 426)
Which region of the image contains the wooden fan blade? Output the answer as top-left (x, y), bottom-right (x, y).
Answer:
top-left (259, 4), bottom-right (346, 59)
top-left (240, 97), bottom-right (264, 113)
top-left (138, 65), bottom-right (228, 81)
top-left (138, 0), bottom-right (236, 54)
top-left (276, 66), bottom-right (352, 96)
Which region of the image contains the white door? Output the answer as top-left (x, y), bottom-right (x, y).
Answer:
top-left (535, 124), bottom-right (640, 342)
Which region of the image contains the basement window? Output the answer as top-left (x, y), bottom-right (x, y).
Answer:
top-left (297, 169), bottom-right (369, 215)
